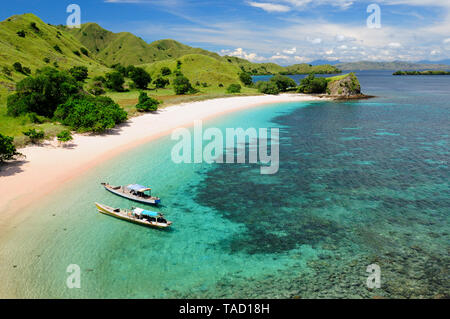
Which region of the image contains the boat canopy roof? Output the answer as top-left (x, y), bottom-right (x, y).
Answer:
top-left (133, 208), bottom-right (159, 217)
top-left (127, 184), bottom-right (151, 192)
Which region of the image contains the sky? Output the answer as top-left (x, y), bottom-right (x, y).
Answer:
top-left (2, 0), bottom-right (450, 64)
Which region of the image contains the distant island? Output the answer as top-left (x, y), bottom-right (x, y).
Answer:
top-left (336, 61), bottom-right (450, 71)
top-left (393, 70), bottom-right (450, 75)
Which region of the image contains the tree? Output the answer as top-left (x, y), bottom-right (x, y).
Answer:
top-left (55, 95), bottom-right (127, 133)
top-left (88, 81), bottom-right (105, 96)
top-left (53, 45), bottom-right (62, 53)
top-left (23, 128), bottom-right (45, 144)
top-left (239, 72), bottom-right (253, 86)
top-left (135, 92), bottom-right (160, 112)
top-left (57, 130), bottom-right (73, 144)
top-left (256, 81), bottom-right (280, 95)
top-left (129, 67), bottom-right (151, 90)
top-left (161, 67), bottom-right (171, 76)
top-left (80, 47), bottom-right (89, 56)
top-left (13, 62), bottom-right (23, 73)
top-left (105, 71), bottom-right (125, 92)
top-left (173, 75), bottom-right (196, 95)
top-left (69, 66), bottom-right (89, 82)
top-left (0, 133), bottom-right (22, 163)
top-left (7, 67), bottom-right (80, 117)
top-left (17, 30), bottom-right (26, 38)
top-left (153, 76), bottom-right (169, 89)
top-left (226, 83), bottom-right (242, 93)
top-left (298, 74), bottom-right (328, 94)
top-left (269, 74), bottom-right (297, 92)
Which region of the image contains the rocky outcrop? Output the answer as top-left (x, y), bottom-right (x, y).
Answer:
top-left (327, 72), bottom-right (361, 96)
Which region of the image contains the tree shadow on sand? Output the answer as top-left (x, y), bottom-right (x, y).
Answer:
top-left (0, 159), bottom-right (29, 177)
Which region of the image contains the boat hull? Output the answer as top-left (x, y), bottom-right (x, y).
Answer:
top-left (95, 203), bottom-right (170, 229)
top-left (103, 184), bottom-right (161, 205)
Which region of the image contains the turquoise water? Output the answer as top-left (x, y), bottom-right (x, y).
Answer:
top-left (0, 71), bottom-right (449, 298)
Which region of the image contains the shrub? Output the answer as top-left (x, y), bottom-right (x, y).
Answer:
top-left (43, 57), bottom-right (50, 63)
top-left (129, 67), bottom-right (151, 89)
top-left (57, 130), bottom-right (73, 143)
top-left (28, 112), bottom-right (45, 124)
top-left (239, 72), bottom-right (253, 86)
top-left (88, 81), bottom-right (105, 96)
top-left (13, 62), bottom-right (23, 73)
top-left (161, 67), bottom-right (171, 76)
top-left (23, 128), bottom-right (45, 143)
top-left (105, 71), bottom-right (125, 92)
top-left (173, 75), bottom-right (196, 95)
top-left (55, 95), bottom-right (127, 133)
top-left (69, 66), bottom-right (89, 82)
top-left (153, 76), bottom-right (169, 89)
top-left (176, 60), bottom-right (182, 69)
top-left (226, 83), bottom-right (242, 93)
top-left (135, 92), bottom-right (160, 112)
top-left (219, 83), bottom-right (224, 88)
top-left (73, 50), bottom-right (81, 57)
top-left (80, 47), bottom-right (89, 56)
top-left (256, 81), bottom-right (280, 95)
top-left (22, 67), bottom-right (31, 75)
top-left (270, 74), bottom-right (297, 92)
top-left (298, 74), bottom-right (328, 94)
top-left (30, 22), bottom-right (40, 33)
top-left (7, 67), bottom-right (80, 117)
top-left (53, 45), bottom-right (62, 53)
top-left (17, 30), bottom-right (26, 38)
top-left (0, 133), bottom-right (22, 163)
top-left (2, 66), bottom-right (12, 76)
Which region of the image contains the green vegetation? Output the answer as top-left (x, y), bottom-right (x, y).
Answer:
top-left (161, 66), bottom-right (171, 76)
top-left (135, 92), bottom-right (160, 112)
top-left (23, 128), bottom-right (45, 143)
top-left (105, 71), bottom-right (125, 92)
top-left (256, 81), bottom-right (280, 95)
top-left (69, 66), bottom-right (89, 82)
top-left (173, 75), bottom-right (196, 95)
top-left (393, 70), bottom-right (450, 75)
top-left (55, 95), bottom-right (127, 133)
top-left (0, 133), bottom-right (22, 163)
top-left (269, 74), bottom-right (297, 92)
top-left (298, 74), bottom-right (328, 94)
top-left (129, 67), bottom-right (151, 89)
top-left (7, 67), bottom-right (80, 117)
top-left (57, 130), bottom-right (73, 143)
top-left (336, 61), bottom-right (450, 71)
top-left (239, 72), bottom-right (253, 86)
top-left (226, 84), bottom-right (242, 94)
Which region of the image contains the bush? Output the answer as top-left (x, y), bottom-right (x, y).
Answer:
top-left (153, 76), bottom-right (169, 89)
top-left (256, 81), bottom-right (280, 95)
top-left (226, 83), bottom-right (242, 93)
top-left (298, 74), bottom-right (328, 94)
top-left (73, 50), bottom-right (81, 56)
top-left (161, 67), bottom-right (171, 76)
top-left (88, 81), bottom-right (105, 96)
top-left (2, 66), bottom-right (12, 76)
top-left (7, 67), bottom-right (80, 117)
top-left (22, 67), bottom-right (31, 75)
top-left (13, 62), bottom-right (23, 73)
top-left (0, 133), bottom-right (22, 163)
top-left (69, 66), bottom-right (89, 82)
top-left (30, 22), bottom-right (40, 33)
top-left (57, 130), bottom-right (73, 143)
top-left (28, 112), bottom-right (45, 124)
top-left (55, 95), bottom-right (127, 133)
top-left (129, 67), bottom-right (151, 89)
top-left (23, 128), bottom-right (45, 143)
top-left (80, 47), bottom-right (89, 56)
top-left (135, 92), bottom-right (160, 112)
top-left (173, 75), bottom-right (196, 95)
top-left (53, 45), bottom-right (62, 53)
top-left (105, 71), bottom-right (125, 92)
top-left (270, 74), bottom-right (297, 92)
top-left (239, 72), bottom-right (253, 86)
top-left (43, 57), bottom-right (50, 64)
top-left (17, 30), bottom-right (26, 37)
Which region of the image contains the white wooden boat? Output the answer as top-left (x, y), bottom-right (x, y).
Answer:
top-left (95, 203), bottom-right (172, 229)
top-left (101, 183), bottom-right (161, 205)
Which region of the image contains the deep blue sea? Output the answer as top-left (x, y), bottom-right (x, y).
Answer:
top-left (0, 71), bottom-right (448, 298)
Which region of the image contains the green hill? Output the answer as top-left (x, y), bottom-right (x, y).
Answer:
top-left (284, 63), bottom-right (341, 75)
top-left (66, 23), bottom-right (221, 66)
top-left (0, 14), bottom-right (109, 89)
top-left (140, 54), bottom-right (243, 87)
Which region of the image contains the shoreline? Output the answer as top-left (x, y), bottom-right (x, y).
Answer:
top-left (0, 93), bottom-right (325, 226)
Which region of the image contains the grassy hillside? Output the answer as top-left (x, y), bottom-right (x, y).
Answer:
top-left (66, 23), bottom-right (221, 66)
top-left (284, 63), bottom-right (341, 75)
top-left (336, 61), bottom-right (450, 71)
top-left (140, 54), bottom-right (243, 87)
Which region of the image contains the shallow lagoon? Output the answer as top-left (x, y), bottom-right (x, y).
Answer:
top-left (0, 71), bottom-right (448, 298)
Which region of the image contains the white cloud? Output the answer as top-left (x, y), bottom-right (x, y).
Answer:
top-left (282, 47), bottom-right (297, 54)
top-left (307, 37), bottom-right (322, 44)
top-left (220, 48), bottom-right (266, 62)
top-left (270, 54), bottom-right (290, 60)
top-left (388, 42), bottom-right (402, 48)
top-left (443, 38), bottom-right (450, 43)
top-left (294, 56), bottom-right (313, 63)
top-left (430, 49), bottom-right (440, 55)
top-left (338, 45), bottom-right (348, 50)
top-left (248, 2), bottom-right (291, 12)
